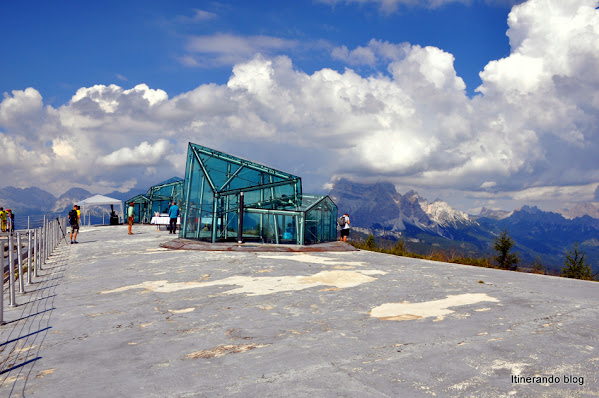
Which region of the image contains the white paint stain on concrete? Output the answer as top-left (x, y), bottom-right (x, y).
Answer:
top-left (370, 293), bottom-right (499, 321)
top-left (101, 270), bottom-right (383, 297)
top-left (170, 307), bottom-right (195, 314)
top-left (257, 253), bottom-right (366, 267)
top-left (489, 360), bottom-right (530, 376)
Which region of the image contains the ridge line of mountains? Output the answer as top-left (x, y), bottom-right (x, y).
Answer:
top-left (328, 179), bottom-right (599, 273)
top-left (2, 178), bottom-right (599, 272)
top-left (0, 186), bottom-right (146, 215)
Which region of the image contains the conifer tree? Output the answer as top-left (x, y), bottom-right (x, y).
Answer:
top-left (493, 230), bottom-right (519, 270)
top-left (390, 240), bottom-right (405, 256)
top-left (365, 234), bottom-right (377, 250)
top-left (532, 256), bottom-right (545, 274)
top-left (561, 243), bottom-right (593, 280)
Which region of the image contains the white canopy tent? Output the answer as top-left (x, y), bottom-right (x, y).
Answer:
top-left (76, 195), bottom-right (123, 226)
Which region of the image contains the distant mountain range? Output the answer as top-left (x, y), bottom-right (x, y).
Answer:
top-left (328, 178), bottom-right (599, 273)
top-left (0, 177), bottom-right (184, 218)
top-left (3, 178), bottom-right (599, 273)
top-left (0, 186), bottom-right (146, 217)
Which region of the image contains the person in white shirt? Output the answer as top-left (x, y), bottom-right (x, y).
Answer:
top-left (340, 213), bottom-right (350, 242)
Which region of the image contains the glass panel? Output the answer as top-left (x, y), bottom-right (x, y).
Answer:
top-left (201, 156), bottom-right (229, 190)
top-left (183, 152), bottom-right (210, 239)
top-left (229, 167), bottom-right (263, 190)
top-left (218, 164), bottom-right (241, 191)
top-left (303, 196), bottom-right (337, 244)
top-left (133, 204), bottom-right (141, 223)
top-left (198, 209), bottom-right (214, 239)
top-left (243, 189), bottom-right (261, 207)
top-left (281, 215), bottom-right (297, 243)
top-left (185, 204), bottom-right (200, 237)
top-left (241, 212), bottom-right (261, 240)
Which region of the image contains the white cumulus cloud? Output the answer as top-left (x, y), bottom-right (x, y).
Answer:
top-left (98, 139), bottom-right (173, 167)
top-left (0, 0), bottom-right (598, 211)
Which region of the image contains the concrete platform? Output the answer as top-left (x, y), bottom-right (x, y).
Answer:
top-left (1, 224), bottom-right (598, 397)
top-left (161, 238), bottom-right (358, 252)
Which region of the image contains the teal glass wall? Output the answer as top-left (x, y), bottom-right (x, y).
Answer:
top-left (181, 142), bottom-right (337, 245)
top-left (126, 194), bottom-right (150, 223)
top-left (304, 196), bottom-right (337, 244)
top-left (125, 178), bottom-right (185, 223)
top-left (147, 179), bottom-right (184, 216)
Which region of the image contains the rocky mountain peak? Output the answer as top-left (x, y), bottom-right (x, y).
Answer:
top-left (478, 207), bottom-right (512, 220)
top-left (404, 190), bottom-right (422, 205)
top-left (58, 187), bottom-right (93, 200)
top-left (328, 179), bottom-right (472, 235)
top-left (53, 188), bottom-right (93, 213)
top-left (426, 200), bottom-right (472, 227)
top-left (559, 203), bottom-right (599, 220)
top-left (520, 205), bottom-right (542, 214)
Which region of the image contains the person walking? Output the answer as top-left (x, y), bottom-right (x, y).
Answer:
top-left (168, 201), bottom-right (179, 234)
top-left (68, 204), bottom-right (79, 244)
top-left (340, 213), bottom-right (350, 242)
top-left (128, 202), bottom-right (135, 235)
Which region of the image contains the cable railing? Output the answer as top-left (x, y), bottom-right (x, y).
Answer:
top-left (1, 216), bottom-right (68, 324)
top-left (11, 213), bottom-right (121, 231)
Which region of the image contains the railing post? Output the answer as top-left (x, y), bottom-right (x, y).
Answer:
top-left (59, 217), bottom-right (64, 245)
top-left (42, 223), bottom-right (46, 266)
top-left (43, 215), bottom-right (46, 263)
top-left (44, 220), bottom-right (48, 264)
top-left (238, 192), bottom-right (244, 244)
top-left (17, 232), bottom-right (24, 294)
top-left (1, 238), bottom-right (4, 324)
top-left (38, 226), bottom-right (42, 269)
top-left (27, 229), bottom-right (32, 284)
top-left (8, 234), bottom-right (16, 307)
top-left (34, 228), bottom-right (39, 277)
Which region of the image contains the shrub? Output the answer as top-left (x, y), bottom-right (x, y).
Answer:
top-left (493, 230), bottom-right (519, 270)
top-left (561, 243), bottom-right (594, 280)
top-left (388, 240), bottom-right (406, 256)
top-left (364, 234), bottom-right (377, 250)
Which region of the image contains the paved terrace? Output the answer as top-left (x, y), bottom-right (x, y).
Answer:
top-left (1, 224), bottom-right (598, 397)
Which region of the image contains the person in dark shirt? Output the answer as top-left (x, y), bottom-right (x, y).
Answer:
top-left (168, 202), bottom-right (180, 234)
top-left (68, 205), bottom-right (79, 244)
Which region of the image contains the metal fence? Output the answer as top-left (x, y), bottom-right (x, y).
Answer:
top-left (1, 216), bottom-right (68, 324)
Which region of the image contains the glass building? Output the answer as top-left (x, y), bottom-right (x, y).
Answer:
top-left (125, 178), bottom-right (184, 223)
top-left (181, 142), bottom-right (338, 245)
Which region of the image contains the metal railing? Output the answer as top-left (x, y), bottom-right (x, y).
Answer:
top-left (1, 216), bottom-right (68, 324)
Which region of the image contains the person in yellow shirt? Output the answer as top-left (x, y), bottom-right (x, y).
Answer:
top-left (76, 205), bottom-right (81, 226)
top-left (0, 207), bottom-right (6, 232)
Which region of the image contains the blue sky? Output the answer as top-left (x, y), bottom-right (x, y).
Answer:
top-left (2, 1), bottom-right (511, 103)
top-left (1, 0), bottom-right (598, 214)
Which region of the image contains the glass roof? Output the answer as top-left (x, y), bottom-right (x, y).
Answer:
top-left (248, 194), bottom-right (332, 212)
